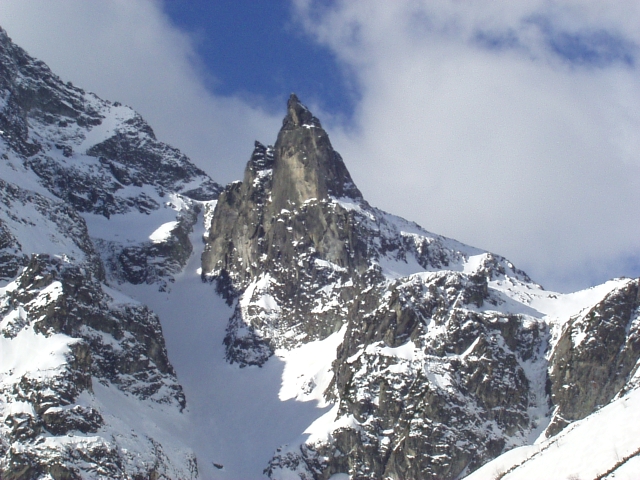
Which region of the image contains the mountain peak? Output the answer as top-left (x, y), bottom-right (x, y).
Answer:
top-left (282, 93), bottom-right (320, 129)
top-left (272, 94), bottom-right (361, 211)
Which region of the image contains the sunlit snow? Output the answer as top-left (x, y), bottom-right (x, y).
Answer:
top-left (149, 221), bottom-right (178, 243)
top-left (465, 387), bottom-right (640, 480)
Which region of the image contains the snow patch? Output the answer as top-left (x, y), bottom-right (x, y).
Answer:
top-left (376, 254), bottom-right (425, 279)
top-left (202, 200), bottom-right (218, 237)
top-left (77, 104), bottom-right (136, 152)
top-left (0, 327), bottom-right (75, 381)
top-left (278, 325), bottom-right (346, 406)
top-left (463, 253), bottom-right (489, 274)
top-left (149, 221), bottom-right (178, 243)
top-left (315, 258), bottom-right (347, 273)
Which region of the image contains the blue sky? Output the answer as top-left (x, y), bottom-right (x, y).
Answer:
top-left (161, 1), bottom-right (638, 117)
top-left (1, 0), bottom-right (640, 293)
top-left (162, 0), bottom-right (356, 118)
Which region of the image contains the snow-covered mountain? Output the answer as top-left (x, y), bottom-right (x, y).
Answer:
top-left (0, 26), bottom-right (217, 478)
top-left (1, 25), bottom-right (639, 480)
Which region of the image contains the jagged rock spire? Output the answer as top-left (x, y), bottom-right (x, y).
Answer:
top-left (281, 93), bottom-right (321, 129)
top-left (271, 94), bottom-right (361, 211)
top-left (202, 94), bottom-right (373, 291)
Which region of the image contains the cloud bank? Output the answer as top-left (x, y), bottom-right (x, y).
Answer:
top-left (292, 0), bottom-right (640, 291)
top-left (0, 0), bottom-right (281, 185)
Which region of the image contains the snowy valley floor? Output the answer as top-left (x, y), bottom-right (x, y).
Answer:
top-left (119, 210), bottom-right (332, 479)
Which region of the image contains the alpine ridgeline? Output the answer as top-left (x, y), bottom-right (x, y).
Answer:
top-left (0, 26), bottom-right (219, 479)
top-left (203, 94), bottom-right (640, 479)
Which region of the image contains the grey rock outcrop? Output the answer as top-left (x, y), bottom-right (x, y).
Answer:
top-left (547, 279), bottom-right (640, 436)
top-left (271, 93), bottom-right (361, 211)
top-left (202, 96), bottom-right (370, 365)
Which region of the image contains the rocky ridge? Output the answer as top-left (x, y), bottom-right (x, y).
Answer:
top-left (203, 95), bottom-right (640, 479)
top-left (0, 254), bottom-right (191, 479)
top-left (0, 26), bottom-right (216, 478)
top-left (0, 25), bottom-right (220, 290)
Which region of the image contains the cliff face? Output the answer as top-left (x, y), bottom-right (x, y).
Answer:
top-left (202, 95), bottom-right (370, 365)
top-left (202, 94), bottom-right (364, 287)
top-left (271, 94), bottom-right (361, 211)
top-left (547, 279), bottom-right (640, 436)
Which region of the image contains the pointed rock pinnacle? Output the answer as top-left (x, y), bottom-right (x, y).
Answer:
top-left (272, 94), bottom-right (361, 211)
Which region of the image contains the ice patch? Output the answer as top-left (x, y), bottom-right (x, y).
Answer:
top-left (369, 341), bottom-right (416, 361)
top-left (332, 196), bottom-right (363, 213)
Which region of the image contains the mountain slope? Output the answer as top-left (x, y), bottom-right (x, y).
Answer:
top-left (0, 26), bottom-right (218, 479)
top-left (465, 385), bottom-right (640, 480)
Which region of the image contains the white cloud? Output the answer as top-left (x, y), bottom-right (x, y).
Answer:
top-left (0, 0), bottom-right (281, 184)
top-left (292, 0), bottom-right (640, 292)
top-left (1, 0), bottom-right (638, 292)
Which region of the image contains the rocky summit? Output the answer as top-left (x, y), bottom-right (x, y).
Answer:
top-left (1, 24), bottom-right (640, 480)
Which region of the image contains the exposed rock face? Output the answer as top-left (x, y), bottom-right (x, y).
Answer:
top-left (547, 279), bottom-right (640, 436)
top-left (203, 95), bottom-right (363, 287)
top-left (202, 96), bottom-right (370, 365)
top-left (319, 275), bottom-right (542, 479)
top-left (271, 94), bottom-right (361, 211)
